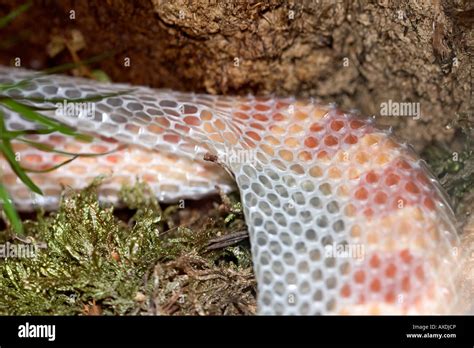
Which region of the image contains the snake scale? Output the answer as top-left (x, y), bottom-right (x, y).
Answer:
top-left (0, 66), bottom-right (471, 314)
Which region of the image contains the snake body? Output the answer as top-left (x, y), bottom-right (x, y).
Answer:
top-left (0, 66), bottom-right (470, 314)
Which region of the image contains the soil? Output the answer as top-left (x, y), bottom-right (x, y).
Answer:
top-left (0, 0), bottom-right (472, 150)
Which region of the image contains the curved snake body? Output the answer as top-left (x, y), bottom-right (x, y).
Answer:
top-left (0, 67), bottom-right (470, 314)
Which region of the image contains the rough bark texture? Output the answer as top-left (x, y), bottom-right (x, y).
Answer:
top-left (0, 0), bottom-right (472, 150)
top-left (0, 0), bottom-right (472, 221)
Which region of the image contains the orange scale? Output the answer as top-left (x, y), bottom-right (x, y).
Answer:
top-left (279, 150), bottom-right (293, 162)
top-left (347, 167), bottom-right (361, 180)
top-left (312, 107), bottom-right (329, 119)
top-left (297, 151), bottom-right (312, 162)
top-left (200, 110), bottom-right (213, 121)
top-left (400, 249), bottom-right (413, 264)
top-left (58, 177), bottom-right (75, 186)
top-left (150, 165), bottom-right (169, 173)
top-left (147, 124), bottom-right (164, 135)
top-left (49, 135), bottom-right (65, 144)
top-left (163, 134), bottom-right (180, 144)
top-left (254, 113), bottom-right (269, 122)
top-left (310, 122), bottom-right (324, 132)
top-left (324, 135), bottom-right (339, 147)
top-left (175, 124), bottom-right (190, 133)
top-left (184, 116), bottom-right (201, 126)
top-left (295, 110), bottom-right (308, 121)
top-left (385, 263), bottom-right (397, 278)
top-left (337, 184), bottom-right (350, 197)
top-left (203, 122), bottom-right (216, 133)
top-left (223, 131), bottom-right (238, 145)
top-left (275, 101), bottom-right (290, 109)
top-left (309, 165), bottom-right (323, 178)
top-left (415, 265), bottom-right (425, 281)
top-left (23, 154), bottom-right (43, 164)
top-left (355, 187), bottom-right (369, 200)
top-left (328, 167), bottom-right (342, 179)
top-left (362, 133), bottom-right (382, 147)
top-left (246, 131), bottom-right (261, 142)
top-left (354, 151), bottom-right (369, 165)
top-left (125, 123), bottom-right (140, 134)
top-left (402, 276), bottom-right (411, 292)
top-left (11, 143), bottom-right (29, 152)
top-left (255, 104), bottom-right (271, 111)
top-left (374, 191), bottom-right (388, 205)
top-left (423, 197), bottom-right (436, 211)
top-left (273, 112), bottom-right (285, 121)
top-left (354, 269), bottom-right (366, 284)
top-left (81, 156), bottom-right (100, 165)
top-left (385, 172), bottom-right (400, 186)
top-left (385, 292), bottom-right (396, 303)
top-left (364, 208), bottom-right (374, 218)
top-left (210, 133), bottom-right (224, 143)
top-left (142, 173), bottom-right (157, 183)
top-left (344, 134), bottom-right (358, 145)
top-left (69, 165), bottom-right (87, 174)
top-left (44, 187), bottom-right (61, 196)
top-left (53, 154), bottom-right (70, 164)
top-left (304, 136), bottom-right (319, 149)
top-left (370, 279), bottom-right (382, 292)
top-left (243, 137), bottom-right (256, 148)
top-left (105, 155), bottom-right (120, 164)
top-left (64, 144), bottom-right (81, 153)
top-left (330, 120), bottom-right (345, 132)
top-left (289, 124), bottom-right (304, 133)
top-left (270, 125), bottom-right (285, 135)
top-left (284, 137), bottom-right (299, 148)
top-left (95, 165), bottom-right (113, 175)
top-left (214, 118), bottom-right (226, 130)
top-left (316, 150), bottom-right (330, 162)
top-left (375, 153), bottom-right (391, 166)
top-left (350, 119), bottom-right (365, 129)
top-left (340, 284), bottom-right (351, 298)
top-left (2, 174), bottom-right (17, 185)
top-left (250, 122), bottom-right (265, 131)
top-left (365, 171), bottom-right (379, 184)
top-left (91, 144), bottom-right (109, 153)
top-left (234, 111), bottom-right (249, 120)
top-left (156, 117), bottom-right (171, 128)
top-left (395, 159), bottom-right (412, 171)
top-left (405, 181), bottom-right (421, 195)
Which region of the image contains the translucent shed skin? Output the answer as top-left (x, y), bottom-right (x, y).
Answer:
top-left (0, 67), bottom-right (471, 314)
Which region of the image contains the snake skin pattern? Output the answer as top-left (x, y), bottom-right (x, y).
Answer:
top-left (0, 66), bottom-right (469, 314)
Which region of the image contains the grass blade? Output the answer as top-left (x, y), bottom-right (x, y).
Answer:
top-left (0, 99), bottom-right (81, 138)
top-left (0, 183), bottom-right (23, 234)
top-left (0, 1), bottom-right (32, 29)
top-left (0, 114), bottom-right (42, 194)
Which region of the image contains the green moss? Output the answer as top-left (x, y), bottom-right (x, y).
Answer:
top-left (0, 181), bottom-right (255, 315)
top-left (421, 112), bottom-right (473, 214)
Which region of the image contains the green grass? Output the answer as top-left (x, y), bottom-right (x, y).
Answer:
top-left (0, 1), bottom-right (131, 234)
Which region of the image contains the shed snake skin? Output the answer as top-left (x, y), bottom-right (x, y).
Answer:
top-left (0, 66), bottom-right (471, 315)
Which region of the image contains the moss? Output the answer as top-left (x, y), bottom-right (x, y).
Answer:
top-left (421, 112), bottom-right (474, 218)
top-left (0, 181), bottom-right (255, 315)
